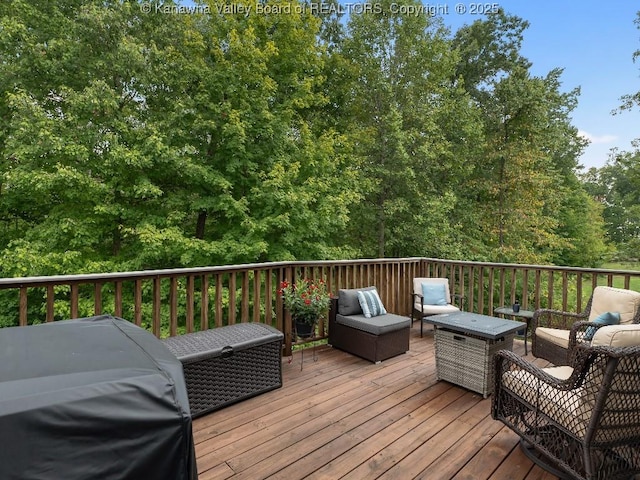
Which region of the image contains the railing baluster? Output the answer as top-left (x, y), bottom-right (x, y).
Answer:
top-left (70, 284), bottom-right (79, 319)
top-left (576, 273), bottom-right (583, 312)
top-left (522, 269), bottom-right (529, 310)
top-left (499, 268), bottom-right (506, 308)
top-left (46, 285), bottom-right (54, 322)
top-left (487, 267), bottom-right (494, 313)
top-left (201, 275), bottom-right (209, 331)
top-left (241, 271), bottom-right (250, 323)
top-left (186, 275), bottom-right (194, 333)
top-left (215, 273), bottom-right (223, 328)
top-left (19, 287), bottom-right (27, 326)
top-left (477, 266), bottom-right (485, 314)
top-left (229, 273), bottom-right (237, 325)
top-left (170, 277), bottom-right (178, 337)
top-left (153, 277), bottom-right (161, 337)
top-left (114, 281), bottom-right (123, 317)
top-left (94, 283), bottom-right (102, 316)
top-left (562, 271), bottom-right (568, 311)
top-left (265, 269), bottom-right (273, 326)
top-left (253, 270), bottom-right (261, 323)
top-left (134, 279), bottom-right (142, 327)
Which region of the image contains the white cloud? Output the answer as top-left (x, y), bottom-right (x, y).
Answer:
top-left (578, 130), bottom-right (618, 144)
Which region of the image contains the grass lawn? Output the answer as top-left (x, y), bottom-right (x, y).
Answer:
top-left (601, 262), bottom-right (640, 291)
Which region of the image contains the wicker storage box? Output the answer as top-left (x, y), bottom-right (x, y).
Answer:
top-left (435, 328), bottom-right (514, 398)
top-left (163, 323), bottom-right (283, 417)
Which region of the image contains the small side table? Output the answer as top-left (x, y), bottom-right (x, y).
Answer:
top-left (494, 307), bottom-right (534, 355)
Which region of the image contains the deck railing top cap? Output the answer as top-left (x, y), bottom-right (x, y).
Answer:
top-left (2, 257), bottom-right (640, 288)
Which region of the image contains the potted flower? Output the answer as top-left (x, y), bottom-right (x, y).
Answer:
top-left (279, 278), bottom-right (331, 338)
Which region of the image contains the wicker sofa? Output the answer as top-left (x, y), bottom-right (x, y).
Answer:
top-left (493, 324), bottom-right (640, 480)
top-left (328, 287), bottom-right (410, 363)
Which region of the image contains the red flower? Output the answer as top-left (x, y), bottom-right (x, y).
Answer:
top-left (304, 299), bottom-right (311, 305)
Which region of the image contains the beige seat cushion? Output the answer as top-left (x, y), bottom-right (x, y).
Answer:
top-left (588, 286), bottom-right (640, 325)
top-left (502, 365), bottom-right (589, 437)
top-left (535, 327), bottom-right (570, 348)
top-left (591, 324), bottom-right (640, 347)
top-left (415, 303), bottom-right (460, 315)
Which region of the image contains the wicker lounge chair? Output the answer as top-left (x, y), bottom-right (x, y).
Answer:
top-left (411, 277), bottom-right (464, 337)
top-left (493, 324), bottom-right (640, 480)
top-left (531, 286), bottom-right (640, 365)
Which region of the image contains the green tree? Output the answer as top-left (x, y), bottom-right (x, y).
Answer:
top-left (339, 0), bottom-right (481, 258)
top-left (453, 11), bottom-right (595, 265)
top-left (590, 144), bottom-right (640, 259)
top-left (619, 11), bottom-right (640, 112)
top-left (0, 0), bottom-right (361, 278)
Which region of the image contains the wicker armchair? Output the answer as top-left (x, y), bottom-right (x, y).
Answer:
top-left (493, 324), bottom-right (640, 480)
top-left (531, 286), bottom-right (640, 366)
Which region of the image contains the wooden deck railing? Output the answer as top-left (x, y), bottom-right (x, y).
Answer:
top-left (1, 257), bottom-right (640, 355)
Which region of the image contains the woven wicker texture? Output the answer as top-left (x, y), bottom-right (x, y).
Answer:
top-left (163, 324), bottom-right (283, 417)
top-left (532, 289), bottom-right (640, 366)
top-left (435, 328), bottom-right (513, 397)
top-left (492, 344), bottom-right (640, 480)
top-left (328, 297), bottom-right (410, 363)
top-left (163, 323), bottom-right (282, 361)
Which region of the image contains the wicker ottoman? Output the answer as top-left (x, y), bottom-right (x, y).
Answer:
top-left (163, 323), bottom-right (283, 418)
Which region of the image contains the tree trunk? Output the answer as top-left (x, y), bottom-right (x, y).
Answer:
top-left (196, 210), bottom-right (207, 239)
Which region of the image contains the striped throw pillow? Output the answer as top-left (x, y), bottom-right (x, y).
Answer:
top-left (357, 289), bottom-right (387, 318)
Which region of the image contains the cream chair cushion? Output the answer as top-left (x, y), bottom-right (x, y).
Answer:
top-left (591, 323), bottom-right (640, 347)
top-left (502, 365), bottom-right (588, 437)
top-left (588, 286), bottom-right (640, 325)
top-left (534, 327), bottom-right (570, 349)
top-left (412, 277), bottom-right (460, 315)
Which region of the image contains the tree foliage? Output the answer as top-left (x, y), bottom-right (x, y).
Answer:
top-left (0, 1), bottom-right (611, 281)
top-left (584, 9), bottom-right (640, 261)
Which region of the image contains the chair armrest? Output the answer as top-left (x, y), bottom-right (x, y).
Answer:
top-left (411, 292), bottom-right (424, 307)
top-left (569, 320), bottom-right (598, 344)
top-left (531, 308), bottom-right (588, 331)
top-left (494, 349), bottom-right (568, 387)
top-left (452, 294), bottom-right (465, 311)
top-left (567, 321), bottom-right (606, 362)
top-left (494, 349), bottom-right (589, 399)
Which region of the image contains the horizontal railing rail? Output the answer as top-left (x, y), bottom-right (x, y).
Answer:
top-left (422, 258), bottom-right (640, 315)
top-left (1, 257), bottom-right (640, 355)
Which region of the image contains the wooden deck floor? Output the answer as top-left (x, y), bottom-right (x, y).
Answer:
top-left (192, 326), bottom-right (560, 480)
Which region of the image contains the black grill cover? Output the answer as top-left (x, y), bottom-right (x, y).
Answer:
top-left (0, 315), bottom-right (197, 480)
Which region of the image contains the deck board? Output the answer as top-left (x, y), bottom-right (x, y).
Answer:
top-left (193, 326), bottom-right (559, 480)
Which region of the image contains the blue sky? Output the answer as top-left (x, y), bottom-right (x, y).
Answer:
top-left (440, 1), bottom-right (640, 169)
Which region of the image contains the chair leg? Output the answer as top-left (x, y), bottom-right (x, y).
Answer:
top-left (519, 439), bottom-right (572, 480)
